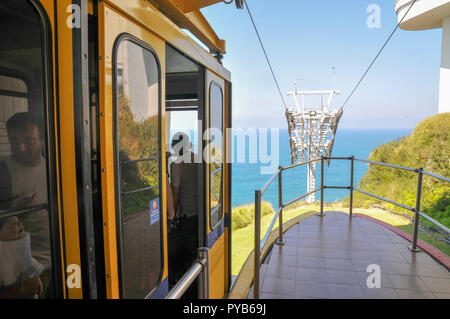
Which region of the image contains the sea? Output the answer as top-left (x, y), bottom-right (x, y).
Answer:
top-left (231, 129), bottom-right (412, 209)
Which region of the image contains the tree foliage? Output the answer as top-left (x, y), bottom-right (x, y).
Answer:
top-left (351, 113), bottom-right (450, 227)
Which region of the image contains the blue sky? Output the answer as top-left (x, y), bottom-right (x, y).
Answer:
top-left (201, 0), bottom-right (443, 129)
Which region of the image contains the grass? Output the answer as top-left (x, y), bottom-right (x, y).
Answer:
top-left (231, 203), bottom-right (448, 276)
top-left (396, 224), bottom-right (450, 256)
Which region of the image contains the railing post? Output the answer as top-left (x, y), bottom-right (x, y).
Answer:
top-left (254, 190), bottom-right (262, 299)
top-left (409, 168), bottom-right (423, 252)
top-left (198, 247), bottom-right (210, 299)
top-left (276, 167), bottom-right (285, 245)
top-left (318, 156), bottom-right (325, 217)
top-left (349, 156), bottom-right (355, 219)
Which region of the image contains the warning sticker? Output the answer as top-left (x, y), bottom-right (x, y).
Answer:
top-left (150, 198), bottom-right (160, 225)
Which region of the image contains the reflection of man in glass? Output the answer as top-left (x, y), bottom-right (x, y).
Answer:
top-left (170, 132), bottom-right (199, 220)
top-left (168, 132), bottom-right (200, 297)
top-left (0, 112), bottom-right (51, 294)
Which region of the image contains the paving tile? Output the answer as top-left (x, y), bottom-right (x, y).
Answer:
top-left (324, 258), bottom-right (354, 271)
top-left (352, 260), bottom-right (383, 272)
top-left (432, 292), bottom-right (450, 299)
top-left (388, 274), bottom-right (430, 291)
top-left (284, 229), bottom-right (299, 238)
top-left (295, 267), bottom-right (326, 282)
top-left (296, 256), bottom-right (326, 269)
top-left (375, 251), bottom-right (407, 263)
top-left (298, 247), bottom-right (324, 258)
top-left (256, 213), bottom-right (450, 300)
top-left (322, 248), bottom-right (351, 259)
top-left (341, 234), bottom-right (368, 242)
top-left (387, 235), bottom-right (410, 244)
top-left (370, 242), bottom-right (401, 252)
top-left (396, 289), bottom-right (435, 299)
top-left (298, 239), bottom-right (325, 248)
top-left (295, 281), bottom-right (330, 299)
top-left (356, 271), bottom-right (394, 289)
top-left (421, 276), bottom-right (450, 294)
top-left (270, 254), bottom-right (298, 267)
top-left (365, 234), bottom-right (393, 244)
top-left (284, 237), bottom-right (299, 247)
top-left (342, 241), bottom-right (372, 250)
top-left (381, 262), bottom-right (417, 275)
top-left (261, 277), bottom-right (296, 296)
top-left (325, 269), bottom-right (359, 285)
top-left (328, 284), bottom-right (364, 299)
top-left (348, 250), bottom-right (377, 260)
top-left (259, 292), bottom-right (297, 299)
top-left (270, 245), bottom-right (298, 256)
top-left (412, 264), bottom-right (450, 278)
top-left (265, 264), bottom-right (296, 280)
top-left (399, 251), bottom-right (438, 265)
top-left (361, 287), bottom-right (399, 299)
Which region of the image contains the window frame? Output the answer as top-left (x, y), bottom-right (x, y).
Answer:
top-left (112, 33), bottom-right (164, 299)
top-left (208, 81), bottom-right (224, 231)
top-left (0, 0), bottom-right (63, 298)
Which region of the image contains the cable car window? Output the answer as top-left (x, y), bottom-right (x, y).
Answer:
top-left (209, 83), bottom-right (223, 229)
top-left (115, 38), bottom-right (162, 299)
top-left (0, 0), bottom-right (55, 299)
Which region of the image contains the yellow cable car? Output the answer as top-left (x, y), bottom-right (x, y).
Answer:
top-left (0, 0), bottom-right (236, 299)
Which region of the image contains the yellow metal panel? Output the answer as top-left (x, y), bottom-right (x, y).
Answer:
top-left (181, 0), bottom-right (225, 13)
top-left (148, 0), bottom-right (226, 53)
top-left (105, 0), bottom-right (231, 81)
top-left (99, 3), bottom-right (168, 298)
top-left (55, 0), bottom-right (83, 299)
top-left (209, 234), bottom-right (225, 299)
top-left (88, 0), bottom-right (94, 15)
top-left (184, 9), bottom-right (226, 53)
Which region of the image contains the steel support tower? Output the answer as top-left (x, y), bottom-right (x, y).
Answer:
top-left (285, 75), bottom-right (343, 203)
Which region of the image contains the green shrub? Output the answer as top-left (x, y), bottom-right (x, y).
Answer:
top-left (232, 201), bottom-right (275, 231)
top-left (346, 113), bottom-right (450, 227)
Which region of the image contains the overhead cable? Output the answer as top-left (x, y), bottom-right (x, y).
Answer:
top-left (244, 0), bottom-right (288, 109)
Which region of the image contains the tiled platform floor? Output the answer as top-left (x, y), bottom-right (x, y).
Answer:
top-left (249, 212), bottom-right (450, 299)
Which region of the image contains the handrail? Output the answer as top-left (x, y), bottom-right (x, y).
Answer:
top-left (418, 211), bottom-right (450, 234)
top-left (165, 247), bottom-right (209, 299)
top-left (354, 158), bottom-right (417, 172)
top-left (354, 188), bottom-right (415, 212)
top-left (282, 187), bottom-right (322, 208)
top-left (422, 170), bottom-right (450, 183)
top-left (260, 168), bottom-right (280, 195)
top-left (252, 155), bottom-right (450, 299)
top-left (260, 207), bottom-right (282, 250)
top-left (281, 158), bottom-right (321, 171)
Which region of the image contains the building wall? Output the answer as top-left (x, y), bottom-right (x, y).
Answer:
top-left (439, 16), bottom-right (450, 113)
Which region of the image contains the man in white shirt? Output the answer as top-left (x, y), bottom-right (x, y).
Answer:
top-left (0, 112), bottom-right (51, 296)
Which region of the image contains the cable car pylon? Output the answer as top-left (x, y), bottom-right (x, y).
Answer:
top-left (285, 68), bottom-right (344, 203)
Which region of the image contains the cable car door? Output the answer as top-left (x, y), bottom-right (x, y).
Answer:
top-left (98, 2), bottom-right (168, 299)
top-left (205, 70), bottom-right (229, 298)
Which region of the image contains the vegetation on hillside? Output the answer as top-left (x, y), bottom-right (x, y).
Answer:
top-left (118, 94), bottom-right (160, 216)
top-left (345, 113), bottom-right (450, 227)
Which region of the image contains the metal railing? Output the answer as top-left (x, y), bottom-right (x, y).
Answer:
top-left (252, 156), bottom-right (449, 299)
top-left (165, 247), bottom-right (210, 299)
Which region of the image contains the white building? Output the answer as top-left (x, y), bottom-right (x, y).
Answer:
top-left (395, 0), bottom-right (450, 113)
